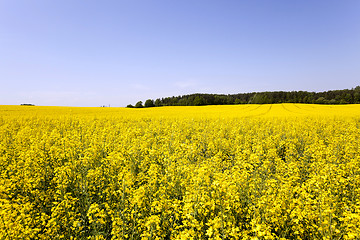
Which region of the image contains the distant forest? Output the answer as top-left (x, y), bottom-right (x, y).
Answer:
top-left (127, 86), bottom-right (360, 108)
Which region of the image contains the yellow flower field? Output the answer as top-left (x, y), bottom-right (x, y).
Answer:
top-left (1, 104), bottom-right (360, 239)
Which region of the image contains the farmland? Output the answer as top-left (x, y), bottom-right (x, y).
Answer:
top-left (1, 104), bottom-right (360, 239)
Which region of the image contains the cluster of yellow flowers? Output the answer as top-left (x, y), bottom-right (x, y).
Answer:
top-left (0, 104), bottom-right (360, 239)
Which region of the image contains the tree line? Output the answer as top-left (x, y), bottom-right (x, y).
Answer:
top-left (127, 86), bottom-right (360, 108)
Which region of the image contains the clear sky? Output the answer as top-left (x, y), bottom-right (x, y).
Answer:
top-left (1, 1), bottom-right (359, 107)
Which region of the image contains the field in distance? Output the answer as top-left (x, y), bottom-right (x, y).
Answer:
top-left (1, 103), bottom-right (360, 119)
top-left (1, 104), bottom-right (360, 239)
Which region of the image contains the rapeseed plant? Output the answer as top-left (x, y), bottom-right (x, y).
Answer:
top-left (0, 104), bottom-right (359, 239)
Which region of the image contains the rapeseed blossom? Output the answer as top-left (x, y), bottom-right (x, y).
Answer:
top-left (0, 104), bottom-right (360, 239)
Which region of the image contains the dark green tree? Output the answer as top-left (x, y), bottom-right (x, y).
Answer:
top-left (328, 99), bottom-right (337, 104)
top-left (315, 97), bottom-right (326, 104)
top-left (354, 92), bottom-right (360, 103)
top-left (144, 99), bottom-right (155, 107)
top-left (344, 93), bottom-right (352, 103)
top-left (193, 96), bottom-right (205, 106)
top-left (154, 99), bottom-right (161, 107)
top-left (135, 101), bottom-right (143, 108)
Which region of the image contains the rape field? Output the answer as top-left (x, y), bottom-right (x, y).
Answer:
top-left (1, 104), bottom-right (360, 239)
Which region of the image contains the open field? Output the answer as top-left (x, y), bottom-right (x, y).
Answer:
top-left (1, 103), bottom-right (360, 119)
top-left (1, 104), bottom-right (360, 239)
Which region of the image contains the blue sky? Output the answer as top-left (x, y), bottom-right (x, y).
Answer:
top-left (1, 1), bottom-right (359, 107)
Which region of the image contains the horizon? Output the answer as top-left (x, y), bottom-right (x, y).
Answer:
top-left (12, 85), bottom-right (360, 107)
top-left (1, 1), bottom-right (360, 107)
